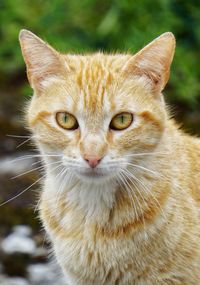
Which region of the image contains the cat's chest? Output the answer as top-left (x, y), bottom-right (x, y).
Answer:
top-left (49, 210), bottom-right (138, 266)
top-left (52, 219), bottom-right (144, 285)
top-left (41, 202), bottom-right (146, 284)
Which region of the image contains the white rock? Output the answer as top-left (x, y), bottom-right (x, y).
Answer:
top-left (13, 225), bottom-right (32, 237)
top-left (33, 246), bottom-right (48, 258)
top-left (27, 263), bottom-right (66, 285)
top-left (0, 277), bottom-right (30, 285)
top-left (1, 226), bottom-right (36, 255)
top-left (28, 263), bottom-right (55, 283)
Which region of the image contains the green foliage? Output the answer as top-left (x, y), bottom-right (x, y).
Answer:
top-left (0, 0), bottom-right (200, 108)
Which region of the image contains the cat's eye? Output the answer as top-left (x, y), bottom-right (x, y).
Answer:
top-left (56, 112), bottom-right (79, 130)
top-left (110, 112), bottom-right (133, 131)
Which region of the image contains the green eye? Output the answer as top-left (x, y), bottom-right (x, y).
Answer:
top-left (56, 112), bottom-right (79, 130)
top-left (110, 112), bottom-right (133, 130)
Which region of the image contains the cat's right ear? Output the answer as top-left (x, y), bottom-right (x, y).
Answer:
top-left (122, 32), bottom-right (175, 96)
top-left (19, 29), bottom-right (66, 90)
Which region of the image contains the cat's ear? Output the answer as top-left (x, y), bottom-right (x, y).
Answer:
top-left (19, 29), bottom-right (65, 90)
top-left (123, 32), bottom-right (175, 95)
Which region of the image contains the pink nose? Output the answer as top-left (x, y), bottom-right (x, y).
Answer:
top-left (84, 155), bottom-right (102, 168)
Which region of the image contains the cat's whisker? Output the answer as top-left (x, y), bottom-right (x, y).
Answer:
top-left (60, 171), bottom-right (75, 200)
top-left (124, 151), bottom-right (169, 157)
top-left (118, 171), bottom-right (139, 221)
top-left (47, 168), bottom-right (67, 223)
top-left (7, 134), bottom-right (38, 149)
top-left (0, 177), bottom-right (43, 207)
top-left (53, 172), bottom-right (77, 230)
top-left (31, 160), bottom-right (42, 166)
top-left (10, 153), bottom-right (63, 163)
top-left (121, 162), bottom-right (159, 177)
top-left (6, 134), bottom-right (32, 138)
top-left (122, 167), bottom-right (169, 226)
top-left (34, 162), bottom-right (64, 213)
top-left (16, 137), bottom-right (33, 149)
top-left (121, 169), bottom-right (147, 217)
top-left (34, 194), bottom-right (43, 214)
top-left (121, 168), bottom-right (172, 244)
top-left (55, 167), bottom-right (70, 208)
top-left (11, 165), bottom-right (45, 180)
top-left (123, 168), bottom-right (160, 208)
top-left (121, 169), bottom-right (149, 209)
top-left (120, 170), bottom-right (147, 234)
top-left (10, 160), bottom-right (62, 180)
top-left (0, 162), bottom-right (62, 207)
top-left (122, 168), bottom-right (161, 215)
top-left (125, 162), bottom-right (170, 183)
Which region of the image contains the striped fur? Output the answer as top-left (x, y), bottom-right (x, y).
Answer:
top-left (19, 30), bottom-right (200, 284)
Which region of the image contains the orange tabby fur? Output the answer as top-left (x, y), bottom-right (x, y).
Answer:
top-left (19, 30), bottom-right (200, 285)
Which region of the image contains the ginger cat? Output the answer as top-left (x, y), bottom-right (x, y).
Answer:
top-left (19, 30), bottom-right (200, 285)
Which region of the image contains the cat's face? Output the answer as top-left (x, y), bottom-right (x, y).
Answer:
top-left (19, 30), bottom-right (175, 185)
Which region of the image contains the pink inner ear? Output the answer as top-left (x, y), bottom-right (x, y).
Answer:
top-left (25, 50), bottom-right (64, 90)
top-left (134, 65), bottom-right (163, 87)
top-left (29, 58), bottom-right (62, 89)
top-left (19, 30), bottom-right (66, 90)
top-left (122, 33), bottom-right (175, 94)
top-left (122, 60), bottom-right (166, 95)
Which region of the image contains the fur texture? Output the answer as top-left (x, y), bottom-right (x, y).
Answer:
top-left (19, 30), bottom-right (200, 285)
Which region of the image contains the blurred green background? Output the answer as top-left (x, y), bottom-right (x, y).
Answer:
top-left (0, 0), bottom-right (199, 284)
top-left (1, 0), bottom-right (200, 139)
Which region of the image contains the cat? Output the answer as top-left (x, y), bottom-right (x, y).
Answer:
top-left (19, 29), bottom-right (200, 285)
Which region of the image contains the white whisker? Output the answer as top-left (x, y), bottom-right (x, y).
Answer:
top-left (124, 151), bottom-right (169, 157)
top-left (121, 167), bottom-right (169, 226)
top-left (121, 169), bottom-right (148, 240)
top-left (10, 153), bottom-right (62, 163)
top-left (11, 160), bottom-right (61, 180)
top-left (34, 162), bottom-right (64, 213)
top-left (16, 137), bottom-right (32, 149)
top-left (6, 134), bottom-right (32, 138)
top-left (119, 171), bottom-right (139, 221)
top-left (121, 162), bottom-right (159, 176)
top-left (0, 178), bottom-right (43, 207)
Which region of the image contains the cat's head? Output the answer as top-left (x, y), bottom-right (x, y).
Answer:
top-left (19, 30), bottom-right (175, 185)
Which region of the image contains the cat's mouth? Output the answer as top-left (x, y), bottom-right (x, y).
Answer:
top-left (75, 168), bottom-right (111, 181)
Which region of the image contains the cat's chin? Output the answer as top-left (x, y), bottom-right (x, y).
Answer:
top-left (75, 169), bottom-right (114, 183)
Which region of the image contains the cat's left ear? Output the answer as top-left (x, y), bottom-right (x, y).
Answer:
top-left (123, 32), bottom-right (175, 95)
top-left (19, 29), bottom-right (66, 90)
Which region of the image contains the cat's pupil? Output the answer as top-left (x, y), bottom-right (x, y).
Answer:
top-left (121, 115), bottom-right (124, 124)
top-left (64, 115), bottom-right (68, 123)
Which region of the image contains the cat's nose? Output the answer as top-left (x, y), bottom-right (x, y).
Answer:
top-left (84, 155), bottom-right (102, 168)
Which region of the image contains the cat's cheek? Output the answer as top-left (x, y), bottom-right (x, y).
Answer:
top-left (111, 123), bottom-right (164, 154)
top-left (30, 117), bottom-right (81, 152)
top-left (35, 135), bottom-right (71, 151)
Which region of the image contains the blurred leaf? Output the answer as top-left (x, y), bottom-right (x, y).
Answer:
top-left (0, 0), bottom-right (199, 110)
